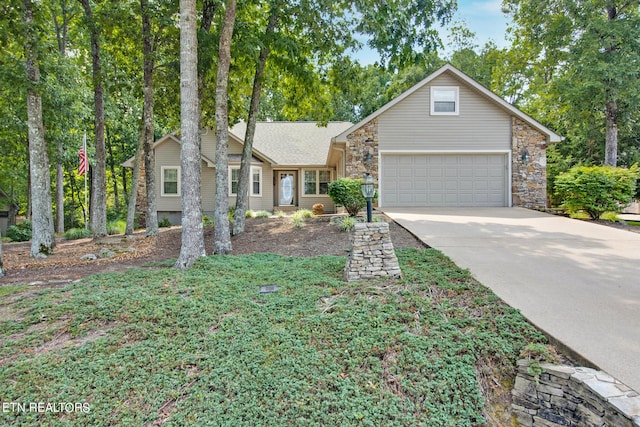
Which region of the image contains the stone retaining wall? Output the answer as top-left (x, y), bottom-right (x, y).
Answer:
top-left (512, 360), bottom-right (640, 426)
top-left (344, 222), bottom-right (401, 282)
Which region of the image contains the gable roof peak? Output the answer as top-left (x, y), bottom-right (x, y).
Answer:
top-left (333, 63), bottom-right (562, 143)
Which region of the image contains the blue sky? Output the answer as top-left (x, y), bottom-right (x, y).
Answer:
top-left (351, 0), bottom-right (512, 64)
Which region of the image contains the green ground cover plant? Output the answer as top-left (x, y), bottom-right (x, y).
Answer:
top-left (0, 249), bottom-right (546, 426)
top-left (63, 228), bottom-right (92, 240)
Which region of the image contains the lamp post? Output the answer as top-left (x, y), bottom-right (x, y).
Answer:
top-left (361, 173), bottom-right (375, 223)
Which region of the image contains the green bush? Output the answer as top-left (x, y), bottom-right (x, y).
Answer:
top-left (6, 221), bottom-right (32, 242)
top-left (64, 227), bottom-right (92, 240)
top-left (328, 178), bottom-right (376, 217)
top-left (291, 215), bottom-right (304, 228)
top-left (554, 165), bottom-right (638, 219)
top-left (245, 210), bottom-right (256, 218)
top-left (337, 216), bottom-right (357, 232)
top-left (253, 210), bottom-right (270, 218)
top-left (159, 217), bottom-right (172, 228)
top-left (107, 220), bottom-right (125, 235)
top-left (295, 209), bottom-right (315, 219)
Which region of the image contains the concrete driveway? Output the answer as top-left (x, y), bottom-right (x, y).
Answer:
top-left (384, 207), bottom-right (640, 393)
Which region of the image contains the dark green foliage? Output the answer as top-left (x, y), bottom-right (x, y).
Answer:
top-left (0, 249), bottom-right (546, 426)
top-left (6, 221), bottom-right (32, 242)
top-left (328, 178), bottom-right (372, 217)
top-left (554, 165), bottom-right (638, 219)
top-left (158, 217), bottom-right (172, 228)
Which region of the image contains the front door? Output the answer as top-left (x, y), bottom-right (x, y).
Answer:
top-left (278, 171), bottom-right (296, 206)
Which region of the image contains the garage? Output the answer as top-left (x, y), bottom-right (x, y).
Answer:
top-left (380, 153), bottom-right (508, 207)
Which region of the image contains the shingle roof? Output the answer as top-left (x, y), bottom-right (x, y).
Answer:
top-left (230, 121), bottom-right (353, 166)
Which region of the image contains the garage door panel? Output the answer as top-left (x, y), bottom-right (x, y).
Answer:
top-left (382, 153), bottom-right (507, 207)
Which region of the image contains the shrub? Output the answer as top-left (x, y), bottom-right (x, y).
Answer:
top-left (275, 210), bottom-right (285, 218)
top-left (107, 220), bottom-right (125, 235)
top-left (291, 215), bottom-right (304, 228)
top-left (64, 227), bottom-right (92, 240)
top-left (159, 217), bottom-right (172, 228)
top-left (554, 165), bottom-right (638, 219)
top-left (328, 178), bottom-right (376, 217)
top-left (295, 209), bottom-right (315, 219)
top-left (338, 216), bottom-right (357, 232)
top-left (254, 210), bottom-right (270, 218)
top-left (202, 215), bottom-right (214, 227)
top-left (6, 221), bottom-right (32, 242)
top-left (245, 210), bottom-right (256, 218)
top-left (312, 203), bottom-right (324, 215)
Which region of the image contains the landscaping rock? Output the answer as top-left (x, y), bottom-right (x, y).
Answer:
top-left (80, 253), bottom-right (97, 261)
top-left (98, 248), bottom-right (116, 259)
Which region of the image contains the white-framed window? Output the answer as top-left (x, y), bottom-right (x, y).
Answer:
top-left (161, 166), bottom-right (181, 196)
top-left (430, 86), bottom-right (459, 115)
top-left (229, 166), bottom-right (262, 196)
top-left (303, 169), bottom-right (331, 195)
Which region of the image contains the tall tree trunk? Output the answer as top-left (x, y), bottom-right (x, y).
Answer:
top-left (141, 0), bottom-right (158, 236)
top-left (79, 0), bottom-right (107, 238)
top-left (605, 99), bottom-right (618, 166)
top-left (56, 141), bottom-right (65, 233)
top-left (54, 0), bottom-right (69, 234)
top-left (0, 230), bottom-right (4, 277)
top-left (603, 5), bottom-right (620, 167)
top-left (197, 0), bottom-right (217, 116)
top-left (213, 0), bottom-right (236, 254)
top-left (126, 125), bottom-right (145, 235)
top-left (233, 10), bottom-right (278, 236)
top-left (175, 0), bottom-right (205, 269)
top-left (106, 134), bottom-right (120, 210)
top-left (24, 0), bottom-right (55, 257)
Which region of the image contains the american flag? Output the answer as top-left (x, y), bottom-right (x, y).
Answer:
top-left (78, 134), bottom-right (88, 175)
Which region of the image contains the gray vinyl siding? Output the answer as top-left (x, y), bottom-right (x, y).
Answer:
top-left (155, 139), bottom-right (274, 216)
top-left (298, 196), bottom-right (336, 213)
top-left (200, 130), bottom-right (243, 161)
top-left (378, 73), bottom-right (512, 151)
top-left (155, 141), bottom-right (182, 212)
top-left (298, 169), bottom-right (336, 213)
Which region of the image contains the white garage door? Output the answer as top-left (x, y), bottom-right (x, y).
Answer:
top-left (381, 154), bottom-right (508, 207)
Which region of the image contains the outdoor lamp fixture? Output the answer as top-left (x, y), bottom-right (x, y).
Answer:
top-left (521, 148), bottom-right (529, 165)
top-left (361, 173), bottom-right (376, 222)
top-left (364, 152), bottom-right (373, 165)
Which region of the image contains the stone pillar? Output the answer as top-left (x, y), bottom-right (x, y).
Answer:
top-left (512, 117), bottom-right (548, 210)
top-left (345, 118), bottom-right (379, 182)
top-left (344, 222), bottom-right (402, 282)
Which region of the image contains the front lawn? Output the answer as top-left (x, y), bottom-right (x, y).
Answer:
top-left (0, 249), bottom-right (546, 426)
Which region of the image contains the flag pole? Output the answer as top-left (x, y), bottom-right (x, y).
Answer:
top-left (83, 132), bottom-right (88, 229)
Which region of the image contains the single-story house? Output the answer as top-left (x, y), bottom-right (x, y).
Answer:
top-left (124, 122), bottom-right (353, 224)
top-left (0, 188), bottom-right (18, 235)
top-left (127, 64), bottom-right (561, 222)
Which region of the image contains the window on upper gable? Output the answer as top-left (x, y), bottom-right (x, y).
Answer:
top-left (430, 86), bottom-right (459, 115)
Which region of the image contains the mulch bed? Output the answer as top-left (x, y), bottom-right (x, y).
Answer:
top-left (0, 214), bottom-right (426, 286)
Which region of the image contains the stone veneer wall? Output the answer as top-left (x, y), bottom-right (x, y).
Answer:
top-left (512, 360), bottom-right (640, 427)
top-left (345, 118), bottom-right (379, 181)
top-left (512, 118), bottom-right (548, 210)
top-left (344, 222), bottom-right (401, 282)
